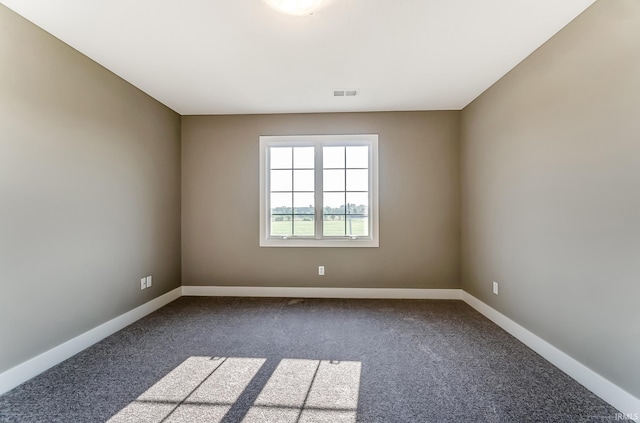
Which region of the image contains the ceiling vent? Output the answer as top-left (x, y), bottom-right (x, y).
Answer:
top-left (334, 90), bottom-right (357, 97)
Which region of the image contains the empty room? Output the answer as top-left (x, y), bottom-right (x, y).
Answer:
top-left (1, 0), bottom-right (639, 422)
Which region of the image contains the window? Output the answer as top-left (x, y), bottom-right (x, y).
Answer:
top-left (260, 134), bottom-right (379, 247)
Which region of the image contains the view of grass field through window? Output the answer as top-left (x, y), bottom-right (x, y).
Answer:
top-left (270, 217), bottom-right (369, 236)
top-left (269, 145), bottom-right (369, 237)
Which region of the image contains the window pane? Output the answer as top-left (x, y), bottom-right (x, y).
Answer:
top-left (323, 169), bottom-right (345, 191)
top-left (270, 147), bottom-right (292, 169)
top-left (293, 216), bottom-right (315, 236)
top-left (346, 215), bottom-right (368, 236)
top-left (323, 146), bottom-right (345, 168)
top-left (261, 134), bottom-right (378, 246)
top-left (271, 215), bottom-right (292, 236)
top-left (323, 215), bottom-right (346, 236)
top-left (294, 192), bottom-right (315, 214)
top-left (346, 146), bottom-right (369, 168)
top-left (294, 147), bottom-right (314, 169)
top-left (270, 170), bottom-right (292, 191)
top-left (346, 169), bottom-right (368, 191)
top-left (347, 192), bottom-right (368, 215)
top-left (293, 170), bottom-right (314, 191)
top-left (271, 193), bottom-right (292, 214)
top-left (323, 192), bottom-right (345, 214)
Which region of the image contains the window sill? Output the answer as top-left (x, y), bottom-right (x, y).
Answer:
top-left (260, 237), bottom-right (379, 248)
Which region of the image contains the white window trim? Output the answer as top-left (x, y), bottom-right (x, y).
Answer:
top-left (259, 134), bottom-right (379, 248)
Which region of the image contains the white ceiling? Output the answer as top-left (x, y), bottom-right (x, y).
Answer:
top-left (1, 0), bottom-right (596, 115)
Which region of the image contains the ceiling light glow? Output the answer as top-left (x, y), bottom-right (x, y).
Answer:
top-left (265, 0), bottom-right (325, 16)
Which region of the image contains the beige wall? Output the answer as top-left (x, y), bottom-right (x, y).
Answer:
top-left (182, 112), bottom-right (461, 289)
top-left (0, 5), bottom-right (181, 373)
top-left (461, 0), bottom-right (640, 398)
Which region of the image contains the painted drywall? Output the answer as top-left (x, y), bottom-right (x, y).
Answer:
top-left (0, 5), bottom-right (181, 374)
top-left (182, 112), bottom-right (460, 289)
top-left (461, 0), bottom-right (640, 399)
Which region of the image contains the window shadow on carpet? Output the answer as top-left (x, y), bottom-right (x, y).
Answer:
top-left (107, 356), bottom-right (361, 423)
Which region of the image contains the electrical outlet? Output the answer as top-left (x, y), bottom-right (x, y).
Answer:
top-left (492, 281), bottom-right (499, 295)
top-left (140, 277), bottom-right (147, 290)
top-left (146, 275), bottom-right (152, 287)
top-left (318, 266), bottom-right (325, 276)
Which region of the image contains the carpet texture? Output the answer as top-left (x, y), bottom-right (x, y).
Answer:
top-left (0, 297), bottom-right (620, 422)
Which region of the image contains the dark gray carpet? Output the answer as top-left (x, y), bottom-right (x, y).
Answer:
top-left (0, 297), bottom-right (620, 422)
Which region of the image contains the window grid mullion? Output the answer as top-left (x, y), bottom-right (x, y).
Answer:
top-left (290, 147), bottom-right (294, 236)
top-left (344, 147), bottom-right (348, 236)
top-left (315, 143), bottom-right (323, 239)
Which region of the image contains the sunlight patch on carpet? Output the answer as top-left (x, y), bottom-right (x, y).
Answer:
top-left (107, 356), bottom-right (361, 423)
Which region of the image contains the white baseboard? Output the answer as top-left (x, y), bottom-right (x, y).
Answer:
top-left (461, 291), bottom-right (640, 417)
top-left (182, 285), bottom-right (463, 300)
top-left (0, 287), bottom-right (182, 396)
top-left (2, 285), bottom-right (637, 419)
